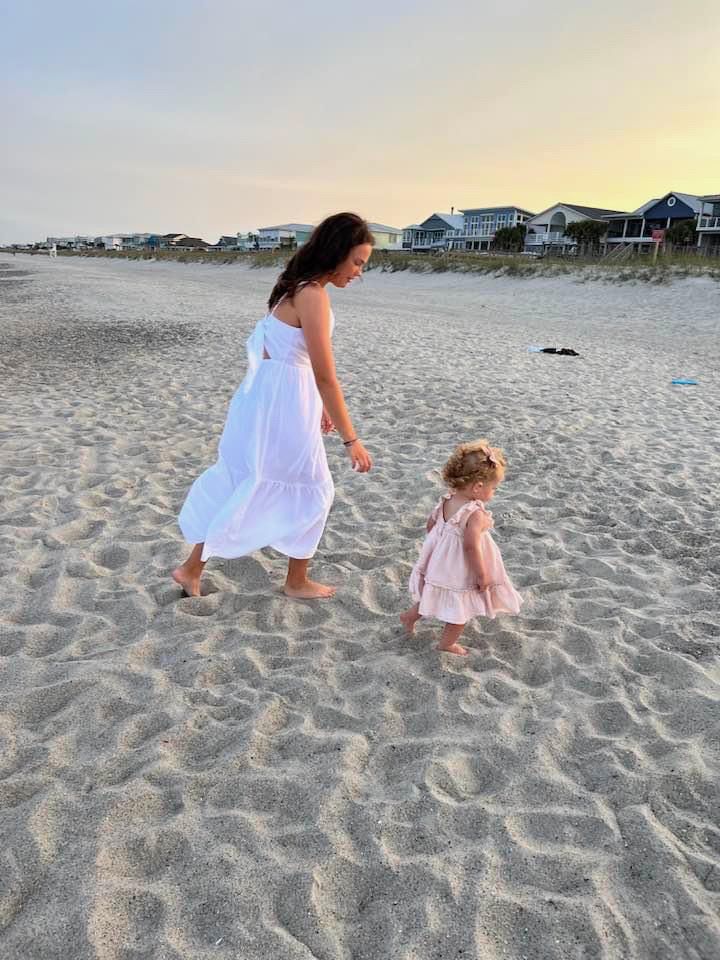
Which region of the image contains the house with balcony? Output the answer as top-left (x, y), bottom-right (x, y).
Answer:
top-left (144, 234), bottom-right (175, 250)
top-left (97, 235), bottom-right (123, 251)
top-left (451, 206), bottom-right (535, 251)
top-left (236, 232), bottom-right (259, 251)
top-left (212, 235), bottom-right (240, 250)
top-left (171, 236), bottom-right (211, 251)
top-left (524, 203), bottom-right (627, 254)
top-left (143, 233), bottom-right (209, 251)
top-left (120, 233), bottom-right (155, 249)
top-left (46, 235), bottom-right (99, 250)
top-left (402, 225), bottom-right (419, 250)
top-left (603, 192), bottom-right (703, 253)
top-left (696, 194), bottom-right (720, 253)
top-left (402, 213), bottom-right (464, 252)
top-left (258, 223), bottom-right (313, 250)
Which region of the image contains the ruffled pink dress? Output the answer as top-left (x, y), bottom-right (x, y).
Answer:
top-left (409, 495), bottom-right (523, 625)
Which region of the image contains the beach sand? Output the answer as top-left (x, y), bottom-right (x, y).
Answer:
top-left (1, 252), bottom-right (719, 959)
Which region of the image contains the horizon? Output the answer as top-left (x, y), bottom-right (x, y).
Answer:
top-left (2, 0), bottom-right (719, 245)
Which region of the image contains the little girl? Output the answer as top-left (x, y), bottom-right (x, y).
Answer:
top-left (401, 440), bottom-right (522, 655)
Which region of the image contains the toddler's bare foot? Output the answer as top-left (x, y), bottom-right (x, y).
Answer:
top-left (284, 579), bottom-right (336, 599)
top-left (172, 566), bottom-right (202, 598)
top-left (400, 610), bottom-right (419, 634)
top-left (437, 641), bottom-right (469, 656)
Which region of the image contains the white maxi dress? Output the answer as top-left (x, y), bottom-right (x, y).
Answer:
top-left (178, 305), bottom-right (335, 561)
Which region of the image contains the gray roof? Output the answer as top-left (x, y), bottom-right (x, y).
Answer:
top-left (603, 199), bottom-right (658, 219)
top-left (418, 213), bottom-right (464, 230)
top-left (561, 203), bottom-right (629, 219)
top-left (530, 202), bottom-right (630, 222)
top-left (666, 192), bottom-right (703, 213)
top-left (606, 192), bottom-right (704, 219)
top-left (460, 205), bottom-right (535, 216)
top-left (368, 222), bottom-right (402, 233)
top-left (259, 223), bottom-right (314, 232)
top-left (626, 198), bottom-right (659, 217)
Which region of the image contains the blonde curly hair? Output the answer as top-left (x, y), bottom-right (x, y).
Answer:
top-left (441, 439), bottom-right (506, 490)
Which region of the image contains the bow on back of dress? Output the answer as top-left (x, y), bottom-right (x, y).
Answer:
top-left (241, 315), bottom-right (271, 395)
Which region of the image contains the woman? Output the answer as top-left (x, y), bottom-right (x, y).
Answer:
top-left (173, 212), bottom-right (374, 600)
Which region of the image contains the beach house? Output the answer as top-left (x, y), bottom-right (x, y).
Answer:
top-left (211, 235), bottom-right (240, 250)
top-left (142, 233), bottom-right (210, 251)
top-left (46, 235), bottom-right (99, 250)
top-left (447, 206), bottom-right (535, 251)
top-left (695, 194), bottom-right (720, 253)
top-left (402, 225), bottom-right (419, 250)
top-left (257, 223), bottom-right (314, 251)
top-left (402, 213), bottom-right (464, 252)
top-left (603, 192), bottom-right (703, 254)
top-left (235, 232), bottom-right (259, 251)
top-left (367, 222), bottom-right (402, 250)
top-left (524, 203), bottom-right (627, 254)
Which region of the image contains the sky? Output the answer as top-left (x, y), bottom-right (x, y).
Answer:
top-left (2, 0), bottom-right (719, 243)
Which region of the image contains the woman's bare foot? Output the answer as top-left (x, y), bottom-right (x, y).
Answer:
top-left (437, 641), bottom-right (469, 656)
top-left (400, 608), bottom-right (420, 634)
top-left (172, 566), bottom-right (202, 598)
top-left (283, 579), bottom-right (336, 599)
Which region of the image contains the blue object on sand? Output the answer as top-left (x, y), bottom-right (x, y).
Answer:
top-left (527, 346), bottom-right (544, 353)
top-left (671, 377), bottom-right (698, 385)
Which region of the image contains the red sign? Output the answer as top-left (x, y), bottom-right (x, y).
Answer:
top-left (652, 229), bottom-right (666, 242)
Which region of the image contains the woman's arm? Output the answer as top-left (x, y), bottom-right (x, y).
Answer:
top-left (296, 285), bottom-right (372, 472)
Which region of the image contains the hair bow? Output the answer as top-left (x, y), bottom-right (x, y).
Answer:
top-left (482, 446), bottom-right (498, 466)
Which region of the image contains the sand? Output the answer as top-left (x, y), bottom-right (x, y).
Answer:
top-left (1, 252), bottom-right (719, 959)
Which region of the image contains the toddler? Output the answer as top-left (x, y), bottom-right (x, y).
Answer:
top-left (401, 440), bottom-right (522, 655)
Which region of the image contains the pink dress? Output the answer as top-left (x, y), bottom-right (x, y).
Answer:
top-left (409, 495), bottom-right (523, 625)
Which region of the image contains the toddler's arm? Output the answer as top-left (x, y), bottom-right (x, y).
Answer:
top-left (464, 511), bottom-right (494, 589)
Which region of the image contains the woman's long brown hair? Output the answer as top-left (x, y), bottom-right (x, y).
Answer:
top-left (268, 213), bottom-right (375, 309)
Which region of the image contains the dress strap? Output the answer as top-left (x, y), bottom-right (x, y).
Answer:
top-left (448, 500), bottom-right (487, 530)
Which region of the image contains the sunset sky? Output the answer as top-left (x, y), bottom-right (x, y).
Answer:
top-left (2, 0), bottom-right (719, 243)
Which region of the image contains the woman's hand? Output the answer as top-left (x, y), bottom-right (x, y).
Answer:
top-left (345, 439), bottom-right (372, 473)
top-left (321, 410), bottom-right (335, 434)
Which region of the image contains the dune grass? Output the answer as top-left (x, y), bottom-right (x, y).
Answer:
top-left (7, 246), bottom-right (719, 282)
